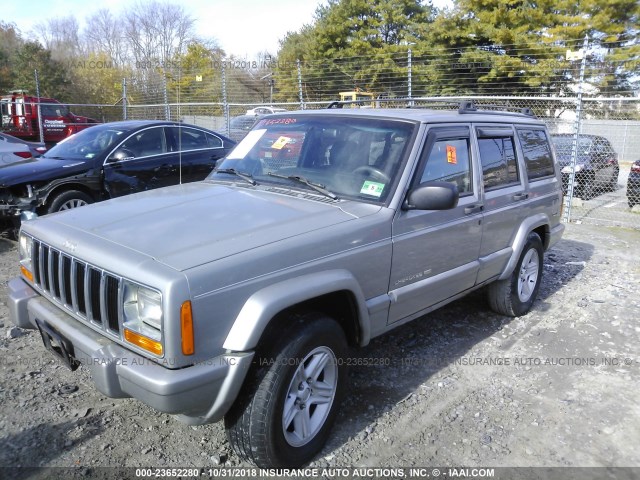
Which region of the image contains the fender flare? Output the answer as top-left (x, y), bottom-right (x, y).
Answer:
top-left (40, 176), bottom-right (103, 205)
top-left (498, 213), bottom-right (550, 281)
top-left (222, 269), bottom-right (370, 351)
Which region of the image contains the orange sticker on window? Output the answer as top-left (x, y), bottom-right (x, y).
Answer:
top-left (446, 145), bottom-right (457, 164)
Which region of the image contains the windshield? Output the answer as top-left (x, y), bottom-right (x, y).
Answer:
top-left (210, 115), bottom-right (417, 203)
top-left (43, 126), bottom-right (126, 160)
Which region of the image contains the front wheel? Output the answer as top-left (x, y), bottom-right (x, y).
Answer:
top-left (487, 232), bottom-right (544, 317)
top-left (224, 313), bottom-right (348, 468)
top-left (47, 190), bottom-right (93, 213)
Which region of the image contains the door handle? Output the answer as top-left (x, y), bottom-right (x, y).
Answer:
top-left (513, 193), bottom-right (529, 201)
top-left (464, 204), bottom-right (484, 215)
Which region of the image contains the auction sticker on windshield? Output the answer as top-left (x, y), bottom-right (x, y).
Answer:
top-left (271, 136), bottom-right (291, 150)
top-left (360, 181), bottom-right (385, 197)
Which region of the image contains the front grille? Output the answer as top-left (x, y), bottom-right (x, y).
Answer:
top-left (32, 239), bottom-right (122, 336)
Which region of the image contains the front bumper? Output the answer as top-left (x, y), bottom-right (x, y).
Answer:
top-left (8, 277), bottom-right (253, 424)
top-left (0, 193), bottom-right (39, 219)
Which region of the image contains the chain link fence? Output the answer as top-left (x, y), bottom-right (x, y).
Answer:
top-left (3, 44), bottom-right (639, 229)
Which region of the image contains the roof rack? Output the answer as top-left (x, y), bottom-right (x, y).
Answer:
top-left (458, 100), bottom-right (536, 118)
top-left (405, 99), bottom-right (463, 110)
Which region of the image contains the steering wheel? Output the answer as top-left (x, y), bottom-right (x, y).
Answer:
top-left (352, 165), bottom-right (391, 183)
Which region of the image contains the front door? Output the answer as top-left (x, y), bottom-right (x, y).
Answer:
top-left (103, 126), bottom-right (177, 197)
top-left (389, 126), bottom-right (483, 324)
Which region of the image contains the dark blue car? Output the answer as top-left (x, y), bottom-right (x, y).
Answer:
top-left (0, 120), bottom-right (235, 222)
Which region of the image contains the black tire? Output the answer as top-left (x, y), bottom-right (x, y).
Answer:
top-left (224, 313), bottom-right (348, 468)
top-left (487, 232), bottom-right (544, 317)
top-left (47, 190), bottom-right (93, 214)
top-left (580, 180), bottom-right (594, 200)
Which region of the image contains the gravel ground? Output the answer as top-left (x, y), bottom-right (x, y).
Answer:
top-left (1, 223), bottom-right (639, 478)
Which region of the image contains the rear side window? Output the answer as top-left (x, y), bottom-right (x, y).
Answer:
top-left (517, 129), bottom-right (555, 180)
top-left (206, 132), bottom-right (223, 148)
top-left (478, 137), bottom-right (519, 190)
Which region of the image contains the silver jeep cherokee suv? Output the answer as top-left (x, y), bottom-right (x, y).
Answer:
top-left (9, 104), bottom-right (564, 467)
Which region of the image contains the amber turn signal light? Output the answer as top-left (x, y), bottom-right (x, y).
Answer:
top-left (124, 328), bottom-right (163, 356)
top-left (181, 301), bottom-right (195, 355)
top-left (20, 265), bottom-right (34, 282)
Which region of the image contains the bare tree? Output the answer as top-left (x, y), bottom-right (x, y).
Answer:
top-left (83, 9), bottom-right (127, 66)
top-left (124, 1), bottom-right (196, 65)
top-left (35, 16), bottom-right (81, 60)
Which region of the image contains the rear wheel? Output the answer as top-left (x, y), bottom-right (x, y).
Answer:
top-left (47, 190), bottom-right (93, 214)
top-left (224, 313), bottom-right (348, 468)
top-left (488, 233), bottom-right (544, 317)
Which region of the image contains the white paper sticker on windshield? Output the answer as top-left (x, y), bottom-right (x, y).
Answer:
top-left (360, 181), bottom-right (385, 197)
top-left (226, 129), bottom-right (267, 159)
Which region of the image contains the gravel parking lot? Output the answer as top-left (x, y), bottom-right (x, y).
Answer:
top-left (1, 223), bottom-right (639, 478)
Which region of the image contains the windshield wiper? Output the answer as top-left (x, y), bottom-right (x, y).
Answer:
top-left (267, 172), bottom-right (338, 200)
top-left (216, 168), bottom-right (258, 186)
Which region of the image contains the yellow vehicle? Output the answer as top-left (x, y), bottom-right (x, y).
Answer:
top-left (339, 91), bottom-right (375, 108)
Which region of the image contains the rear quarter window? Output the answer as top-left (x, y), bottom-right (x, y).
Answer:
top-left (517, 129), bottom-right (555, 180)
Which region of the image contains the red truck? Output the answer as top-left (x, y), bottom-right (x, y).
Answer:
top-left (0, 90), bottom-right (99, 145)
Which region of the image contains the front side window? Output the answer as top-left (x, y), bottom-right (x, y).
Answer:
top-left (479, 137), bottom-right (519, 190)
top-left (211, 115), bottom-right (417, 203)
top-left (518, 129), bottom-right (555, 180)
top-left (419, 137), bottom-right (472, 195)
top-left (119, 127), bottom-right (166, 159)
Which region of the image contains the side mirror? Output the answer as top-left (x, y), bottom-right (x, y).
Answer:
top-left (403, 181), bottom-right (459, 211)
top-left (109, 148), bottom-right (135, 162)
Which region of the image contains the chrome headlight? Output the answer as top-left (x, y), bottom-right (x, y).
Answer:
top-left (18, 233), bottom-right (34, 281)
top-left (122, 281), bottom-right (163, 345)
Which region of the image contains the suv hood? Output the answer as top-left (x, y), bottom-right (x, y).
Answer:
top-left (43, 182), bottom-right (368, 271)
top-left (0, 156), bottom-right (91, 186)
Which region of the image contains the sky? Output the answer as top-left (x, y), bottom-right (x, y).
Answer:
top-left (4, 0), bottom-right (453, 58)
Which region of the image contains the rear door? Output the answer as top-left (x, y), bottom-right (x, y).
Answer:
top-left (165, 126), bottom-right (228, 182)
top-left (388, 126), bottom-right (483, 324)
top-left (475, 125), bottom-right (527, 283)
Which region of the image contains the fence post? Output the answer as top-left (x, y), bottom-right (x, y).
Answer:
top-left (163, 70), bottom-right (170, 121)
top-left (563, 35), bottom-right (589, 224)
top-left (297, 59), bottom-right (304, 110)
top-left (34, 69), bottom-right (44, 145)
top-left (408, 49), bottom-right (413, 107)
top-left (222, 61), bottom-right (229, 136)
top-left (122, 78), bottom-right (128, 120)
